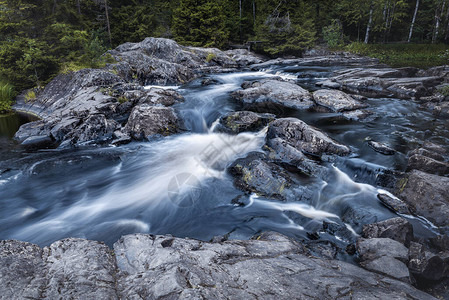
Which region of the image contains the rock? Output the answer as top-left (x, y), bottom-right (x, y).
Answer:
top-left (21, 135), bottom-right (55, 149)
top-left (362, 217), bottom-right (414, 246)
top-left (43, 238), bottom-right (118, 299)
top-left (341, 109), bottom-right (373, 121)
top-left (216, 111), bottom-right (275, 134)
top-left (228, 152), bottom-right (291, 198)
top-left (123, 104), bottom-right (179, 138)
top-left (326, 67), bottom-right (443, 99)
top-left (377, 193), bottom-right (412, 215)
top-left (201, 78), bottom-right (219, 86)
top-left (232, 79), bottom-right (314, 111)
top-left (0, 234), bottom-right (437, 299)
top-left (409, 148), bottom-right (445, 161)
top-left (357, 238), bottom-right (409, 262)
top-left (265, 137), bottom-right (322, 176)
top-left (266, 118), bottom-right (350, 158)
top-left (422, 141), bottom-right (447, 154)
top-left (408, 242), bottom-right (447, 281)
top-left (14, 120), bottom-right (50, 143)
top-left (224, 49), bottom-right (265, 66)
top-left (422, 100), bottom-right (449, 118)
top-left (315, 80), bottom-right (342, 89)
top-left (398, 170), bottom-right (449, 227)
top-left (69, 114), bottom-right (118, 145)
top-left (368, 140), bottom-right (395, 155)
top-left (361, 256), bottom-right (411, 283)
top-left (407, 154), bottom-right (449, 176)
top-left (312, 89), bottom-right (367, 112)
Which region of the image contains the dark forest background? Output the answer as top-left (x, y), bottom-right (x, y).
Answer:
top-left (0, 0), bottom-right (448, 110)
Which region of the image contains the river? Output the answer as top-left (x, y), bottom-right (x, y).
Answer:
top-left (0, 63), bottom-right (447, 250)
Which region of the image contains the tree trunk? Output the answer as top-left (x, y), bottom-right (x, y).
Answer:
top-left (408, 0), bottom-right (420, 42)
top-left (253, 0), bottom-right (256, 25)
top-left (364, 1), bottom-right (374, 44)
top-left (77, 0), bottom-right (81, 14)
top-left (52, 0), bottom-right (57, 14)
top-left (239, 0), bottom-right (242, 40)
top-left (104, 0), bottom-right (112, 46)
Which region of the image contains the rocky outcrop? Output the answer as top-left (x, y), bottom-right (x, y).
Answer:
top-left (398, 170), bottom-right (449, 227)
top-left (0, 233), bottom-right (437, 299)
top-left (215, 111), bottom-right (275, 134)
top-left (407, 145), bottom-right (449, 176)
top-left (224, 49), bottom-right (265, 67)
top-left (317, 67), bottom-right (444, 100)
top-left (232, 79), bottom-right (314, 111)
top-left (12, 38), bottom-right (261, 149)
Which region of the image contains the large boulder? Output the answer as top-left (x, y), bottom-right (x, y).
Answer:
top-left (398, 170), bottom-right (449, 227)
top-left (407, 153), bottom-right (449, 176)
top-left (266, 118), bottom-right (350, 157)
top-left (232, 79), bottom-right (314, 111)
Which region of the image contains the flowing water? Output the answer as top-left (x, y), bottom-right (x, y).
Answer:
top-left (0, 64), bottom-right (447, 249)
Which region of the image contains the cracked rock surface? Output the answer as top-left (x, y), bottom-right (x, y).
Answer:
top-left (0, 233), bottom-right (437, 299)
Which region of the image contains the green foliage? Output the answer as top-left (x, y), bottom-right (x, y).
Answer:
top-left (345, 42), bottom-right (449, 67)
top-left (206, 53), bottom-right (216, 63)
top-left (25, 90), bottom-right (36, 102)
top-left (323, 19), bottom-right (346, 48)
top-left (0, 81), bottom-right (14, 113)
top-left (255, 0), bottom-right (316, 56)
top-left (117, 96), bottom-right (129, 104)
top-left (172, 0), bottom-right (229, 48)
top-left (437, 85), bottom-right (449, 96)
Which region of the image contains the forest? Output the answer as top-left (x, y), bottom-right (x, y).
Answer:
top-left (0, 0), bottom-right (448, 110)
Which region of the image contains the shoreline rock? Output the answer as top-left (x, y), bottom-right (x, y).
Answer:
top-left (0, 233), bottom-right (437, 299)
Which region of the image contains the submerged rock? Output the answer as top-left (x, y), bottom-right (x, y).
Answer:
top-left (215, 111), bottom-right (275, 134)
top-left (0, 233), bottom-right (437, 299)
top-left (398, 170), bottom-right (449, 227)
top-left (367, 140), bottom-right (396, 155)
top-left (232, 79), bottom-right (314, 111)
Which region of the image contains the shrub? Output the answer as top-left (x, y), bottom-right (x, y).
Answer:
top-left (206, 53), bottom-right (216, 63)
top-left (25, 90), bottom-right (36, 102)
top-left (0, 81), bottom-right (14, 113)
top-left (323, 20), bottom-right (345, 48)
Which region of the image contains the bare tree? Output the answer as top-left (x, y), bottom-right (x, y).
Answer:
top-left (408, 0), bottom-right (420, 42)
top-left (104, 0), bottom-right (112, 46)
top-left (364, 1), bottom-right (374, 43)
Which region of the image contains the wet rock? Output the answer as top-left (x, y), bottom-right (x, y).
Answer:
top-left (357, 238), bottom-right (410, 282)
top-left (422, 141), bottom-right (447, 154)
top-left (407, 154), bottom-right (449, 176)
top-left (315, 80), bottom-right (341, 89)
top-left (0, 234), bottom-right (438, 299)
top-left (408, 242), bottom-right (447, 281)
top-left (69, 114), bottom-right (118, 145)
top-left (422, 100), bottom-right (449, 118)
top-left (224, 49), bottom-right (265, 66)
top-left (362, 217), bottom-right (414, 246)
top-left (377, 193), bottom-right (412, 215)
top-left (312, 89), bottom-right (367, 112)
top-left (228, 152), bottom-right (291, 198)
top-left (216, 111), bottom-right (275, 134)
top-left (14, 120), bottom-right (50, 143)
top-left (304, 240), bottom-right (338, 259)
top-left (21, 135), bottom-right (55, 149)
top-left (409, 148), bottom-right (445, 161)
top-left (201, 78), bottom-right (219, 86)
top-left (267, 118), bottom-right (350, 158)
top-left (264, 137), bottom-right (322, 176)
top-left (341, 109), bottom-right (373, 121)
top-left (398, 170), bottom-right (449, 227)
top-left (232, 79), bottom-right (314, 111)
top-left (367, 140), bottom-right (395, 155)
top-left (123, 104), bottom-right (179, 138)
top-left (324, 67), bottom-right (443, 99)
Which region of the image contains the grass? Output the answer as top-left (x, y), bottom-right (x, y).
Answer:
top-left (343, 42), bottom-right (449, 68)
top-left (0, 81), bottom-right (14, 113)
